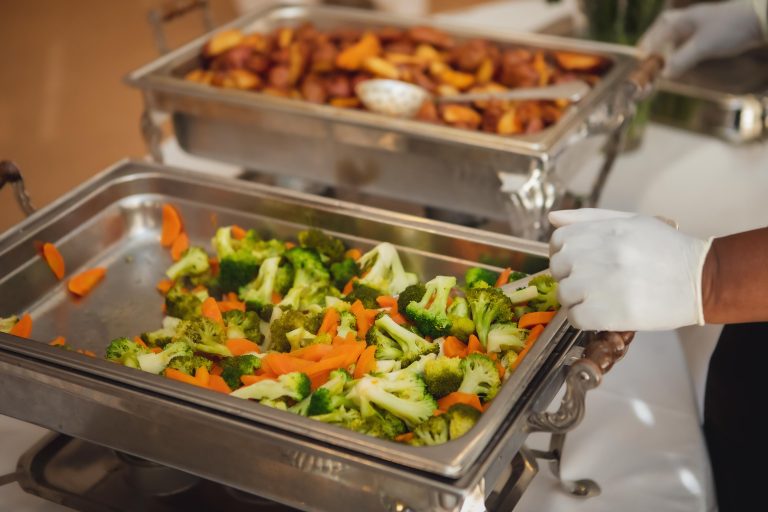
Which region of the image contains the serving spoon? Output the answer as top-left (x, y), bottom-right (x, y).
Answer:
top-left (355, 79), bottom-right (590, 118)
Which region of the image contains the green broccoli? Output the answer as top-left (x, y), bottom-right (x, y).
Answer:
top-left (410, 415), bottom-right (449, 446)
top-left (137, 341), bottom-right (193, 374)
top-left (278, 247), bottom-right (332, 310)
top-left (343, 282), bottom-right (381, 309)
top-left (528, 274), bottom-right (559, 312)
top-left (404, 275), bottom-right (456, 338)
top-left (309, 406), bottom-right (406, 440)
top-left (446, 296), bottom-right (475, 342)
top-left (368, 325), bottom-right (404, 361)
top-left (402, 353), bottom-right (438, 376)
top-left (367, 313), bottom-right (439, 366)
top-left (465, 284), bottom-right (514, 348)
top-left (140, 316), bottom-right (182, 348)
top-left (423, 356), bottom-right (464, 398)
top-left (173, 317), bottom-right (231, 357)
top-left (499, 350), bottom-right (519, 375)
top-left (274, 263), bottom-right (295, 296)
top-left (167, 354), bottom-right (214, 376)
top-left (396, 283), bottom-right (426, 316)
top-left (307, 369), bottom-right (351, 416)
top-left (223, 309), bottom-right (263, 344)
top-left (220, 354), bottom-right (262, 390)
top-left (268, 308), bottom-right (322, 352)
top-left (298, 228), bottom-right (346, 264)
top-left (164, 284), bottom-right (207, 320)
top-left (0, 315), bottom-right (19, 333)
top-left (464, 267), bottom-right (499, 289)
top-left (238, 256), bottom-right (281, 319)
top-left (356, 242), bottom-right (418, 295)
top-left (230, 371), bottom-right (311, 403)
top-left (105, 337), bottom-right (149, 369)
top-left (336, 311), bottom-right (358, 340)
top-left (286, 327), bottom-right (332, 351)
top-left (513, 305), bottom-right (535, 320)
top-left (458, 354), bottom-right (501, 402)
top-left (485, 323), bottom-right (527, 354)
top-left (445, 403), bottom-right (481, 440)
top-left (165, 247), bottom-right (210, 281)
top-left (330, 257), bottom-right (360, 289)
top-left (213, 226), bottom-right (284, 292)
top-left (347, 373), bottom-right (437, 428)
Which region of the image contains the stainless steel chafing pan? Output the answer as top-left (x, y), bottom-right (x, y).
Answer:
top-left (0, 160), bottom-right (632, 511)
top-left (127, 4), bottom-right (658, 240)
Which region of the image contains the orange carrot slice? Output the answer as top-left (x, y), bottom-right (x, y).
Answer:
top-left (42, 243), bottom-right (65, 280)
top-left (345, 248), bottom-right (362, 261)
top-left (354, 345), bottom-right (377, 379)
top-left (170, 232), bottom-right (189, 261)
top-left (67, 268), bottom-right (106, 297)
top-left (263, 353), bottom-right (313, 375)
top-left (241, 374), bottom-right (277, 386)
top-left (231, 225), bottom-right (247, 240)
top-left (201, 297), bottom-right (223, 324)
top-left (217, 300), bottom-right (245, 313)
top-left (208, 374), bottom-right (233, 394)
top-left (467, 334), bottom-right (484, 354)
top-left (394, 432), bottom-right (414, 443)
top-left (289, 343), bottom-right (334, 361)
top-left (7, 313), bottom-right (31, 338)
top-left (376, 296), bottom-right (397, 309)
top-left (225, 338), bottom-right (261, 356)
top-left (156, 278), bottom-right (173, 295)
top-left (342, 277), bottom-right (356, 295)
top-left (160, 204), bottom-right (183, 247)
top-left (443, 336), bottom-right (469, 358)
top-left (49, 336), bottom-right (66, 347)
top-left (509, 325), bottom-right (545, 372)
top-left (317, 308), bottom-right (340, 337)
top-left (518, 311), bottom-right (556, 329)
top-left (495, 267), bottom-right (512, 287)
top-left (133, 336), bottom-right (149, 349)
top-left (438, 392), bottom-right (483, 413)
top-left (165, 368), bottom-right (203, 387)
top-left (195, 366), bottom-right (211, 387)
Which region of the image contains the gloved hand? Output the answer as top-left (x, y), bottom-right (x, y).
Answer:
top-left (548, 209), bottom-right (712, 331)
top-left (639, 0), bottom-right (768, 78)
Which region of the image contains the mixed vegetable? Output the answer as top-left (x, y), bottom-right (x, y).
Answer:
top-left (0, 204), bottom-right (560, 446)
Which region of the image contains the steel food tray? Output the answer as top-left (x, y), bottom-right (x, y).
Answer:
top-left (0, 160), bottom-right (630, 511)
top-left (127, 4), bottom-right (652, 240)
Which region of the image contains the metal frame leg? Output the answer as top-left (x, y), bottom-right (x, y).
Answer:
top-left (530, 433), bottom-right (601, 498)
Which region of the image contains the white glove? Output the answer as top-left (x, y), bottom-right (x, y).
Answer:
top-left (548, 209), bottom-right (712, 331)
top-left (639, 0), bottom-right (768, 78)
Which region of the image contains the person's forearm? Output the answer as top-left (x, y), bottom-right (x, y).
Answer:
top-left (702, 227), bottom-right (768, 324)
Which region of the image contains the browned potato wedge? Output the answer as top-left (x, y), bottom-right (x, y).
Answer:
top-left (184, 69), bottom-right (214, 85)
top-left (203, 29), bottom-right (244, 57)
top-left (553, 51), bottom-right (606, 71)
top-left (441, 104), bottom-right (481, 128)
top-left (336, 32), bottom-right (381, 71)
top-left (330, 97), bottom-right (361, 108)
top-left (438, 68), bottom-right (475, 91)
top-left (362, 56), bottom-right (399, 79)
top-left (497, 108), bottom-right (523, 135)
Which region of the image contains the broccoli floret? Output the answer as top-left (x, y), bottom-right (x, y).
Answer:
top-left (464, 267), bottom-right (499, 289)
top-left (220, 354), bottom-right (262, 390)
top-left (404, 275), bottom-right (456, 338)
top-left (298, 228), bottom-right (346, 264)
top-left (230, 371), bottom-right (311, 403)
top-left (528, 275), bottom-right (559, 312)
top-left (307, 369), bottom-right (351, 416)
top-left (410, 415), bottom-right (449, 446)
top-left (368, 326), bottom-right (404, 361)
top-left (286, 327), bottom-right (332, 351)
top-left (137, 341), bottom-right (193, 374)
top-left (445, 403), bottom-right (481, 440)
top-left (347, 374), bottom-right (437, 428)
top-left (423, 356), bottom-right (464, 398)
top-left (223, 309), bottom-right (263, 344)
top-left (278, 247), bottom-right (332, 310)
top-left (268, 308), bottom-right (322, 352)
top-left (164, 284), bottom-right (207, 320)
top-left (105, 337), bottom-right (149, 369)
top-left (356, 242), bottom-right (418, 295)
top-left (330, 257), bottom-right (360, 289)
top-left (368, 314), bottom-right (439, 366)
top-left (506, 285), bottom-right (538, 305)
top-left (274, 264), bottom-right (295, 296)
top-left (262, 399), bottom-right (289, 411)
top-left (166, 247), bottom-right (210, 281)
top-left (446, 296), bottom-right (475, 342)
top-left (499, 350), bottom-right (519, 375)
top-left (458, 354), bottom-right (501, 402)
top-left (213, 227), bottom-right (285, 292)
top-left (311, 406), bottom-right (366, 430)
top-left (465, 285), bottom-right (514, 348)
top-left (167, 354), bottom-right (214, 376)
top-left (396, 283), bottom-right (426, 316)
top-left (486, 323), bottom-right (527, 354)
top-left (402, 353), bottom-right (437, 376)
top-left (343, 282), bottom-right (381, 309)
top-left (310, 406), bottom-right (405, 440)
top-left (513, 305), bottom-right (535, 320)
top-left (238, 256), bottom-right (281, 319)
top-left (0, 315), bottom-right (19, 333)
top-left (173, 317), bottom-right (231, 357)
top-left (336, 311), bottom-right (358, 340)
top-left (140, 316), bottom-right (182, 348)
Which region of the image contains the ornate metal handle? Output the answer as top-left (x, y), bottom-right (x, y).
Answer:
top-left (147, 0), bottom-right (213, 55)
top-left (527, 331), bottom-right (635, 433)
top-left (0, 160), bottom-right (35, 217)
top-left (626, 54), bottom-right (665, 103)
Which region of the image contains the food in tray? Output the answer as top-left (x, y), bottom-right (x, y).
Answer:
top-left (0, 205), bottom-right (559, 446)
top-left (182, 22), bottom-right (609, 135)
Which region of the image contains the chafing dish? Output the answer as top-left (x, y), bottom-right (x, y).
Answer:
top-left (0, 159), bottom-right (632, 510)
top-left (127, 4), bottom-right (658, 240)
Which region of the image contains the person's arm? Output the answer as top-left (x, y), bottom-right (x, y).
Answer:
top-left (702, 228), bottom-right (768, 323)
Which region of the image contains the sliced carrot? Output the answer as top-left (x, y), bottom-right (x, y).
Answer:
top-left (195, 366), bottom-right (211, 387)
top-left (201, 297), bottom-right (223, 324)
top-left (495, 267), bottom-right (512, 287)
top-left (225, 292), bottom-right (239, 302)
top-left (332, 332), bottom-right (357, 345)
top-left (241, 374), bottom-right (277, 386)
top-left (133, 336), bottom-right (149, 349)
top-left (42, 243), bottom-right (65, 280)
top-left (518, 311), bottom-right (557, 329)
top-left (467, 334), bottom-right (484, 354)
top-left (271, 292), bottom-right (282, 304)
top-left (345, 248), bottom-right (362, 261)
top-left (433, 409), bottom-right (446, 416)
top-left (156, 278), bottom-right (173, 295)
top-left (443, 336), bottom-right (469, 358)
top-left (150, 347), bottom-right (163, 354)
top-left (526, 323), bottom-right (545, 345)
top-left (284, 241), bottom-right (296, 249)
top-left (209, 257), bottom-right (220, 275)
top-left (390, 312), bottom-right (408, 325)
top-left (376, 296), bottom-right (397, 309)
top-left (350, 300), bottom-right (378, 339)
top-left (208, 374), bottom-right (233, 394)
top-left (354, 345), bottom-right (377, 379)
top-left (77, 349), bottom-right (97, 357)
top-left (317, 308), bottom-right (340, 337)
top-left (231, 225), bottom-right (247, 240)
top-left (211, 364), bottom-right (223, 376)
top-left (165, 367), bottom-right (203, 387)
top-left (488, 352), bottom-right (505, 379)
top-left (264, 353), bottom-right (314, 375)
top-left (394, 432), bottom-right (414, 443)
top-left (8, 313), bottom-right (32, 338)
top-left (438, 392), bottom-right (483, 413)
top-left (342, 277), bottom-right (357, 295)
top-left (309, 370), bottom-right (331, 391)
top-left (226, 338), bottom-right (261, 356)
top-left (49, 336), bottom-right (66, 347)
top-left (217, 300), bottom-right (245, 313)
top-left (160, 204), bottom-right (183, 247)
top-left (304, 352), bottom-right (355, 377)
top-left (289, 343), bottom-right (335, 361)
top-left (68, 268), bottom-right (106, 297)
top-left (170, 232), bottom-right (189, 261)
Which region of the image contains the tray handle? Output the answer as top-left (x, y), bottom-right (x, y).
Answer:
top-left (0, 160), bottom-right (36, 217)
top-left (147, 0), bottom-right (214, 55)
